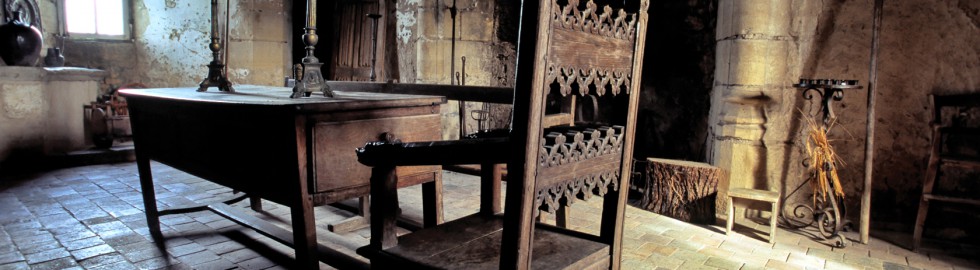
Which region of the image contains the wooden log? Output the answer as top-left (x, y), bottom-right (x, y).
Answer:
top-left (633, 158), bottom-right (720, 224)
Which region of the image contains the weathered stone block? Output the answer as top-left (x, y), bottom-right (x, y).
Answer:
top-left (416, 40), bottom-right (452, 83)
top-left (731, 1), bottom-right (771, 36)
top-left (714, 40), bottom-right (732, 84)
top-left (2, 84), bottom-right (43, 119)
top-left (452, 41), bottom-right (495, 86)
top-left (764, 41), bottom-right (791, 85)
top-left (768, 0), bottom-right (792, 37)
top-left (419, 7), bottom-right (495, 42)
top-left (715, 0), bottom-right (734, 40)
top-left (419, 8), bottom-right (451, 40)
top-left (728, 39), bottom-right (769, 86)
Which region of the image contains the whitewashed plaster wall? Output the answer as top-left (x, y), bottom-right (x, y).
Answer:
top-left (0, 67), bottom-right (106, 162)
top-left (33, 0), bottom-right (292, 90)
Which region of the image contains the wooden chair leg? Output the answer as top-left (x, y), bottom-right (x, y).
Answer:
top-left (726, 196), bottom-right (734, 235)
top-left (770, 201), bottom-right (778, 244)
top-left (422, 172), bottom-right (444, 227)
top-left (249, 196), bottom-right (263, 211)
top-left (480, 163), bottom-right (502, 215)
top-left (915, 127), bottom-right (942, 251)
top-left (913, 198), bottom-right (929, 251)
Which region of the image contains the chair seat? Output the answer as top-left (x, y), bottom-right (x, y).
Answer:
top-left (363, 214), bottom-right (610, 270)
top-left (728, 188), bottom-right (779, 203)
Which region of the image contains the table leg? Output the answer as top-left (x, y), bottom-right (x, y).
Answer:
top-left (136, 155), bottom-right (161, 238)
top-left (250, 196), bottom-right (263, 211)
top-left (422, 172), bottom-right (444, 227)
top-left (290, 195), bottom-right (318, 269)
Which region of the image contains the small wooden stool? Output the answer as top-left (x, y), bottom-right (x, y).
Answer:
top-left (726, 188), bottom-right (780, 243)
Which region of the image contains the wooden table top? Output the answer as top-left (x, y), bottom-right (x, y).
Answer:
top-left (120, 85), bottom-right (447, 112)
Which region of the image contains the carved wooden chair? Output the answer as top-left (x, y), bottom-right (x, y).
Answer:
top-left (356, 0), bottom-right (649, 268)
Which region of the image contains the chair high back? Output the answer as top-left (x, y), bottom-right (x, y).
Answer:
top-left (355, 0), bottom-right (648, 269)
top-left (502, 0), bottom-right (648, 268)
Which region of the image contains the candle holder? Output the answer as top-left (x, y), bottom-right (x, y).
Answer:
top-left (792, 79), bottom-right (861, 125)
top-left (198, 0), bottom-right (233, 92)
top-left (291, 0), bottom-right (332, 98)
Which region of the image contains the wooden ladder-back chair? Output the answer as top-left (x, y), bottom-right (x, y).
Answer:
top-left (913, 93), bottom-right (980, 251)
top-left (355, 0), bottom-right (649, 268)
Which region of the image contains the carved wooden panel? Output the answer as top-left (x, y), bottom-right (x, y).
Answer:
top-left (530, 0), bottom-right (647, 216)
top-left (533, 125), bottom-right (625, 215)
top-left (544, 0), bottom-right (640, 97)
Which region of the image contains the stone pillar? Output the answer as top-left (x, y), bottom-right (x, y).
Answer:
top-left (709, 0), bottom-right (818, 217)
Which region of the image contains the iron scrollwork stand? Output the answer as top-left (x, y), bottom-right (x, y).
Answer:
top-left (788, 79), bottom-right (861, 248)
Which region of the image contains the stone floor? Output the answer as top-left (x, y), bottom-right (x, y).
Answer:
top-left (0, 162), bottom-right (978, 269)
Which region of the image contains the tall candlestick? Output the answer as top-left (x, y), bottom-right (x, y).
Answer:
top-left (199, 0), bottom-right (233, 92)
top-left (211, 0), bottom-right (218, 39)
top-left (291, 0), bottom-right (331, 98)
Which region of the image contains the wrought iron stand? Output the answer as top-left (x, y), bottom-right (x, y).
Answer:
top-left (788, 79), bottom-right (862, 248)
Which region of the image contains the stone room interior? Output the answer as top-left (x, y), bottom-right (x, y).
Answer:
top-left (0, 0), bottom-right (977, 269)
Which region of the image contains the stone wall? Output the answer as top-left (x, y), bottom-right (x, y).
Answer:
top-left (709, 0), bottom-right (979, 242)
top-left (29, 0), bottom-right (292, 91)
top-left (394, 0), bottom-right (517, 139)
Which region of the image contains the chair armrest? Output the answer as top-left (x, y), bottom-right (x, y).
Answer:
top-left (357, 137), bottom-right (510, 167)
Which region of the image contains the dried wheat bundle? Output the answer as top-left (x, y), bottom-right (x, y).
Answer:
top-left (803, 116), bottom-right (845, 204)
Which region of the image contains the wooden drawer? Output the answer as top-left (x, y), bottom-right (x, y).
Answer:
top-left (312, 113), bottom-right (442, 195)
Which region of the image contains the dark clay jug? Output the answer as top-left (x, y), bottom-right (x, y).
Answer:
top-left (0, 20), bottom-right (43, 66)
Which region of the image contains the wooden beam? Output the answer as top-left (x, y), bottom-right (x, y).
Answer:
top-left (861, 0), bottom-right (884, 245)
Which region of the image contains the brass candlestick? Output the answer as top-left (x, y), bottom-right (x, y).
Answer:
top-left (291, 0), bottom-right (332, 98)
top-left (198, 0), bottom-right (233, 92)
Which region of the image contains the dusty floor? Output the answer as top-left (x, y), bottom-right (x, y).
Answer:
top-left (0, 162), bottom-right (977, 269)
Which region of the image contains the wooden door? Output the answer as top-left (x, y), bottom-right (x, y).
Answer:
top-left (330, 0), bottom-right (391, 81)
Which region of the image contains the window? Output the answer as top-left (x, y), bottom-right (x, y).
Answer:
top-left (62, 0), bottom-right (130, 39)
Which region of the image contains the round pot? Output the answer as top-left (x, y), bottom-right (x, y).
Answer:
top-left (0, 21), bottom-right (44, 66)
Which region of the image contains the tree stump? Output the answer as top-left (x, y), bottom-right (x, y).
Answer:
top-left (632, 158), bottom-right (720, 224)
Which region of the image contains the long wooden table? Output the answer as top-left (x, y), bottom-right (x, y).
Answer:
top-left (121, 85), bottom-right (446, 269)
